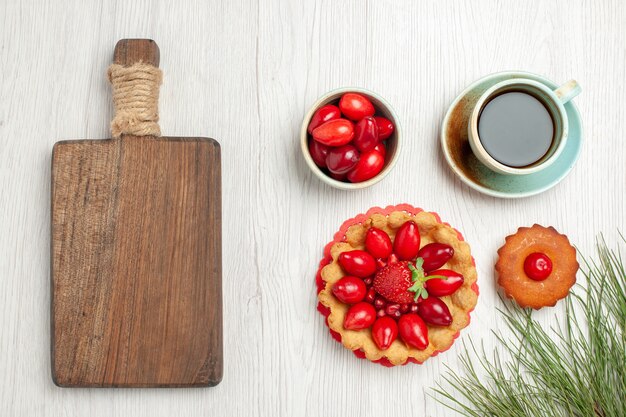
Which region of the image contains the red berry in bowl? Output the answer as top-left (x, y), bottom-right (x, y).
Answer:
top-left (363, 277), bottom-right (373, 287)
top-left (312, 118), bottom-right (354, 147)
top-left (417, 243), bottom-right (454, 272)
top-left (373, 142), bottom-right (386, 160)
top-left (332, 276), bottom-right (367, 304)
top-left (308, 139), bottom-right (330, 168)
top-left (374, 116), bottom-right (394, 140)
top-left (353, 116), bottom-right (379, 152)
top-left (346, 149), bottom-right (385, 183)
top-left (524, 252), bottom-right (553, 281)
top-left (328, 171), bottom-right (347, 181)
top-left (365, 227), bottom-right (393, 259)
top-left (338, 250), bottom-right (377, 277)
top-left (339, 93), bottom-right (375, 121)
top-left (417, 297), bottom-right (452, 326)
top-left (377, 308), bottom-right (386, 318)
top-left (399, 303), bottom-right (410, 314)
top-left (343, 302), bottom-right (376, 330)
top-left (409, 303), bottom-right (419, 314)
top-left (398, 314), bottom-right (429, 350)
top-left (326, 145), bottom-right (360, 175)
top-left (372, 316), bottom-right (398, 350)
top-left (393, 221), bottom-right (421, 261)
top-left (308, 104), bottom-right (341, 134)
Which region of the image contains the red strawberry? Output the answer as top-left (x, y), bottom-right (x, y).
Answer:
top-left (373, 261), bottom-right (415, 304)
top-left (373, 258), bottom-right (449, 304)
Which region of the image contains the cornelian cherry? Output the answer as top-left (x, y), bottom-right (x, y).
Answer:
top-left (338, 250), bottom-right (377, 277)
top-left (373, 143), bottom-right (386, 159)
top-left (353, 116), bottom-right (379, 152)
top-left (346, 149), bottom-right (384, 183)
top-left (328, 171), bottom-right (347, 181)
top-left (417, 243), bottom-right (454, 272)
top-left (339, 93), bottom-right (375, 121)
top-left (332, 276), bottom-right (366, 304)
top-left (307, 104), bottom-right (341, 134)
top-left (393, 221), bottom-right (421, 261)
top-left (326, 144), bottom-right (359, 175)
top-left (424, 269), bottom-right (464, 296)
top-left (371, 316), bottom-right (398, 350)
top-left (374, 116), bottom-right (394, 140)
top-left (524, 252), bottom-right (553, 281)
top-left (312, 118), bottom-right (354, 147)
top-left (343, 302), bottom-right (376, 330)
top-left (365, 227), bottom-right (393, 259)
top-left (308, 139), bottom-right (329, 168)
top-left (398, 314), bottom-right (428, 350)
top-left (417, 297), bottom-right (452, 326)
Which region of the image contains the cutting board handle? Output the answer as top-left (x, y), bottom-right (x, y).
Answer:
top-left (108, 39), bottom-right (162, 138)
top-left (114, 39), bottom-right (160, 67)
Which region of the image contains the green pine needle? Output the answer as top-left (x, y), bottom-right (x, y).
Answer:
top-left (431, 235), bottom-right (626, 417)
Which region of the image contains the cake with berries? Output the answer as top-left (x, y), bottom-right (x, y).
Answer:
top-left (316, 204), bottom-right (478, 366)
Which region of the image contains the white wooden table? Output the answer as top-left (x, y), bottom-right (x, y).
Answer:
top-left (1, 0), bottom-right (625, 415)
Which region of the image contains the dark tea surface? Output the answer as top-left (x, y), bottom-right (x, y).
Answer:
top-left (478, 91), bottom-right (553, 167)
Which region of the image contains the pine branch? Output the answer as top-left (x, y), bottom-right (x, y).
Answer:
top-left (431, 236), bottom-right (626, 417)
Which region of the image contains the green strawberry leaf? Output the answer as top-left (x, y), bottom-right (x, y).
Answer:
top-left (414, 257), bottom-right (424, 271)
top-left (407, 258), bottom-right (450, 301)
top-left (408, 280), bottom-right (422, 293)
top-left (408, 257), bottom-right (428, 301)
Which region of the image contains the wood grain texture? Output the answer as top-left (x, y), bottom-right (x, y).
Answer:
top-left (1, 0), bottom-right (625, 415)
top-left (50, 39), bottom-right (222, 387)
top-left (113, 39), bottom-right (160, 67)
top-left (51, 136), bottom-right (222, 387)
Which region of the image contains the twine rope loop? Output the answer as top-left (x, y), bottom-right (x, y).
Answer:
top-left (107, 62), bottom-right (162, 137)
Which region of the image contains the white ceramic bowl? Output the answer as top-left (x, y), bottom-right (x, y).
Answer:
top-left (300, 87), bottom-right (401, 190)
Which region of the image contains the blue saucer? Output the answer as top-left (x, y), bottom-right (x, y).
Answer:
top-left (440, 71), bottom-right (583, 198)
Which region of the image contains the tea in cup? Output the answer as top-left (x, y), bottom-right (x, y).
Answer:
top-left (468, 79), bottom-right (581, 175)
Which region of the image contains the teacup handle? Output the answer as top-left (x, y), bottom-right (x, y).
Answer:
top-left (554, 79), bottom-right (581, 104)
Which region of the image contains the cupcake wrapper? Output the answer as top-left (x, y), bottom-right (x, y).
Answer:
top-left (316, 204), bottom-right (480, 367)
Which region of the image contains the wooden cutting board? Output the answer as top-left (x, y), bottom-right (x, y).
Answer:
top-left (51, 39), bottom-right (222, 387)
